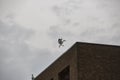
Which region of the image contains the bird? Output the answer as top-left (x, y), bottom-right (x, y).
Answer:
top-left (32, 74), bottom-right (34, 80)
top-left (58, 38), bottom-right (66, 48)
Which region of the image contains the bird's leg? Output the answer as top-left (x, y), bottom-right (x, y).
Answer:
top-left (59, 45), bottom-right (61, 48)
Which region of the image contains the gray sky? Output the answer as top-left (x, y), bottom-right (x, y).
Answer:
top-left (0, 0), bottom-right (120, 80)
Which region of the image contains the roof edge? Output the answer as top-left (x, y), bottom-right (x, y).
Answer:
top-left (35, 41), bottom-right (120, 79)
top-left (75, 42), bottom-right (120, 47)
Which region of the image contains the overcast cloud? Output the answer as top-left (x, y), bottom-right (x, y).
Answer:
top-left (0, 20), bottom-right (59, 80)
top-left (0, 0), bottom-right (120, 80)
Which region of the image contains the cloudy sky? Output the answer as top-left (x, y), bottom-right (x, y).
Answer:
top-left (0, 0), bottom-right (120, 80)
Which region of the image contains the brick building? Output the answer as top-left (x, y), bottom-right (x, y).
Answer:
top-left (34, 42), bottom-right (120, 80)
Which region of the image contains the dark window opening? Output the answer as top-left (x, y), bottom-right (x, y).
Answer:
top-left (59, 66), bottom-right (70, 80)
top-left (51, 78), bottom-right (53, 80)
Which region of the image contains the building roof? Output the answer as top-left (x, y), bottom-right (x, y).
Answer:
top-left (35, 42), bottom-right (120, 79)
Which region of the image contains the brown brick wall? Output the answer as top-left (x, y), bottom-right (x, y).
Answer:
top-left (34, 42), bottom-right (120, 80)
top-left (35, 44), bottom-right (78, 80)
top-left (77, 43), bottom-right (120, 80)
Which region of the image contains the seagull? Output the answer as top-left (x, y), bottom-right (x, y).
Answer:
top-left (58, 38), bottom-right (66, 47)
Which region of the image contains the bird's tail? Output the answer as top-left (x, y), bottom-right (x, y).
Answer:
top-left (63, 40), bottom-right (66, 42)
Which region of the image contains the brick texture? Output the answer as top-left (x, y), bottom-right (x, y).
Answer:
top-left (34, 42), bottom-right (120, 80)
